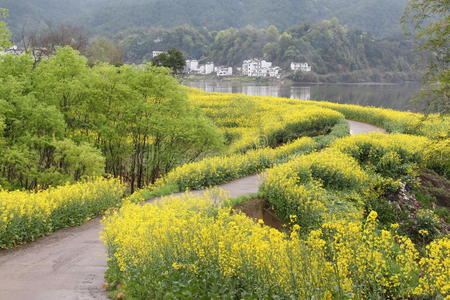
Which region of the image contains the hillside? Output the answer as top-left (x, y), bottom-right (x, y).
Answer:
top-left (1, 0), bottom-right (408, 37)
top-left (119, 21), bottom-right (418, 82)
top-left (0, 0), bottom-right (106, 34)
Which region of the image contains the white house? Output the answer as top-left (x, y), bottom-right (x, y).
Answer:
top-left (242, 59), bottom-right (281, 78)
top-left (199, 62), bottom-right (215, 75)
top-left (0, 45), bottom-right (25, 56)
top-left (185, 60), bottom-right (199, 73)
top-left (242, 59), bottom-right (260, 77)
top-left (290, 62), bottom-right (312, 72)
top-left (261, 60), bottom-right (272, 69)
top-left (152, 51), bottom-right (165, 58)
top-left (216, 66), bottom-right (233, 77)
top-left (268, 66), bottom-right (281, 78)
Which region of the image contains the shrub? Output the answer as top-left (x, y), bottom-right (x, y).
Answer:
top-left (296, 99), bottom-right (450, 139)
top-left (158, 137), bottom-right (317, 191)
top-left (0, 177), bottom-right (125, 248)
top-left (102, 196), bottom-right (447, 299)
top-left (261, 133), bottom-right (438, 230)
top-left (423, 139), bottom-right (450, 178)
top-left (414, 237), bottom-right (450, 298)
top-left (261, 149), bottom-right (368, 228)
top-left (188, 90), bottom-right (345, 152)
top-left (330, 133), bottom-right (430, 178)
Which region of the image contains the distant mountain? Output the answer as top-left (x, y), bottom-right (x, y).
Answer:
top-left (117, 20), bottom-right (418, 83)
top-left (0, 0), bottom-right (107, 35)
top-left (1, 0), bottom-right (408, 37)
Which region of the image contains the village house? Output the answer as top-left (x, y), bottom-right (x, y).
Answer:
top-left (268, 66), bottom-right (281, 78)
top-left (185, 59), bottom-right (199, 73)
top-left (290, 62), bottom-right (312, 72)
top-left (215, 66), bottom-right (233, 77)
top-left (185, 59), bottom-right (217, 75)
top-left (242, 59), bottom-right (281, 78)
top-left (152, 51), bottom-right (165, 58)
top-left (198, 62), bottom-right (215, 75)
top-left (0, 45), bottom-right (25, 56)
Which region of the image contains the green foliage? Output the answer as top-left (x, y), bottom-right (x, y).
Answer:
top-left (0, 47), bottom-right (223, 190)
top-left (0, 8), bottom-right (10, 50)
top-left (152, 48), bottom-right (186, 74)
top-left (119, 21), bottom-right (416, 81)
top-left (0, 0), bottom-right (107, 34)
top-left (52, 139), bottom-right (105, 182)
top-left (267, 110), bottom-right (343, 147)
top-left (423, 139), bottom-right (450, 177)
top-left (118, 25), bottom-right (212, 63)
top-left (2, 0), bottom-right (408, 37)
top-left (86, 37), bottom-right (124, 66)
top-left (402, 0), bottom-right (450, 114)
top-left (0, 178), bottom-right (125, 249)
top-left (401, 209), bottom-right (444, 244)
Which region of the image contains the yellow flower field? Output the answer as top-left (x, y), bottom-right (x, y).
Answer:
top-left (0, 177), bottom-right (125, 248)
top-left (102, 195), bottom-right (449, 299)
top-left (187, 88), bottom-right (346, 152)
top-left (102, 90), bottom-right (449, 299)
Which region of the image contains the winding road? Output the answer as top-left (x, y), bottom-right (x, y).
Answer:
top-left (0, 120), bottom-right (385, 300)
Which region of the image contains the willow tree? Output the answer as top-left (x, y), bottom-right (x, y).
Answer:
top-left (402, 0), bottom-right (450, 114)
top-left (32, 47), bottom-right (223, 192)
top-left (84, 63), bottom-right (223, 191)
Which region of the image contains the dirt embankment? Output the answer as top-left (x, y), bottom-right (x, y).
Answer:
top-left (234, 198), bottom-right (285, 231)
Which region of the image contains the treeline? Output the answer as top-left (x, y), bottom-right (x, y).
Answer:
top-left (118, 20), bottom-right (418, 82)
top-left (0, 0), bottom-right (408, 37)
top-left (0, 47), bottom-right (223, 191)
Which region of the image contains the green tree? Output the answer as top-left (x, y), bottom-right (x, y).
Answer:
top-left (152, 48), bottom-right (186, 74)
top-left (0, 46), bottom-right (223, 190)
top-left (402, 0), bottom-right (450, 114)
top-left (52, 139), bottom-right (105, 182)
top-left (0, 8), bottom-right (11, 50)
top-left (86, 37), bottom-right (124, 66)
top-left (32, 46), bottom-right (90, 128)
top-left (85, 63), bottom-right (223, 191)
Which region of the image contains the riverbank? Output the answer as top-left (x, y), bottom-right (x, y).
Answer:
top-left (182, 70), bottom-right (420, 85)
top-left (184, 79), bottom-right (423, 112)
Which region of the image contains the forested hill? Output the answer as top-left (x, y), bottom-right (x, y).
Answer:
top-left (0, 0), bottom-right (106, 33)
top-left (119, 21), bottom-right (417, 82)
top-left (1, 0), bottom-right (408, 37)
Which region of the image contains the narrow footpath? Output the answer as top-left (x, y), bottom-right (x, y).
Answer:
top-left (0, 120), bottom-right (386, 300)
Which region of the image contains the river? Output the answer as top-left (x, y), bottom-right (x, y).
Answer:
top-left (184, 79), bottom-right (424, 112)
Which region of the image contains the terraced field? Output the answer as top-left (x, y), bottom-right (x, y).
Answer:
top-left (0, 120), bottom-right (381, 300)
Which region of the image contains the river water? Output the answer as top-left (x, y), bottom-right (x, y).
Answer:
top-left (185, 79), bottom-right (424, 112)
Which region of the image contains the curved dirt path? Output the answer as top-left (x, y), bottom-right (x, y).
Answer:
top-left (0, 120), bottom-right (385, 300)
top-left (347, 120), bottom-right (386, 135)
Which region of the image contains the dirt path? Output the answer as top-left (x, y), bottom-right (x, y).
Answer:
top-left (347, 120), bottom-right (386, 135)
top-left (0, 120), bottom-right (384, 300)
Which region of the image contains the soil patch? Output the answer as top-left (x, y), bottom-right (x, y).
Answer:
top-left (419, 171), bottom-right (450, 208)
top-left (234, 198), bottom-right (286, 231)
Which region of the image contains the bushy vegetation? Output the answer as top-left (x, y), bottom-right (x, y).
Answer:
top-left (261, 133), bottom-right (433, 228)
top-left (102, 195), bottom-right (449, 299)
top-left (156, 137), bottom-right (317, 192)
top-left (0, 48), bottom-right (223, 191)
top-left (0, 177), bottom-right (125, 248)
top-left (402, 0), bottom-right (450, 114)
top-left (0, 7), bottom-right (10, 49)
top-left (102, 87), bottom-right (449, 299)
top-left (124, 90), bottom-right (351, 201)
top-left (298, 98), bottom-right (450, 139)
top-left (187, 90), bottom-right (345, 152)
